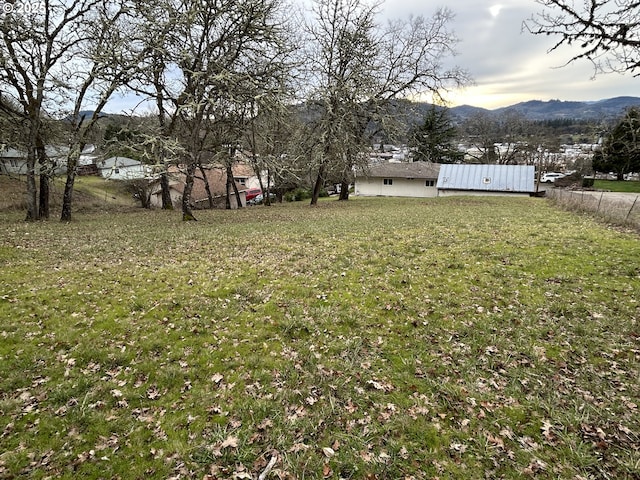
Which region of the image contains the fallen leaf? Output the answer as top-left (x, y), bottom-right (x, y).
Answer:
top-left (322, 447), bottom-right (335, 458)
top-left (288, 442), bottom-right (309, 453)
top-left (220, 435), bottom-right (239, 449)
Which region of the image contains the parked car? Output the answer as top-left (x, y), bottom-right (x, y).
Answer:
top-left (247, 192), bottom-right (276, 205)
top-left (541, 172), bottom-right (566, 183)
top-left (245, 188), bottom-right (262, 201)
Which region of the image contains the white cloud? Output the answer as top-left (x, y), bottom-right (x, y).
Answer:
top-left (381, 0), bottom-right (638, 108)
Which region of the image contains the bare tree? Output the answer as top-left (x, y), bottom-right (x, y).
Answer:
top-left (128, 0), bottom-right (292, 220)
top-left (303, 0), bottom-right (471, 205)
top-left (525, 0), bottom-right (640, 76)
top-left (0, 0), bottom-right (103, 220)
top-left (461, 110), bottom-right (529, 164)
top-left (0, 0), bottom-right (142, 221)
top-left (60, 1), bottom-right (147, 221)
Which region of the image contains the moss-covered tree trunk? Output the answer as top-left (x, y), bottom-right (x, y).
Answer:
top-left (182, 162), bottom-right (197, 221)
top-left (24, 130), bottom-right (39, 221)
top-left (160, 171), bottom-right (174, 209)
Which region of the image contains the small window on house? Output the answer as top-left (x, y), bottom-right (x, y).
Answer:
top-left (383, 178), bottom-right (393, 185)
top-left (235, 177), bottom-right (247, 185)
top-left (114, 168), bottom-right (120, 174)
top-left (425, 180), bottom-right (435, 187)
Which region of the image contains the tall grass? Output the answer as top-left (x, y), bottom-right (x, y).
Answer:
top-left (548, 189), bottom-right (640, 231)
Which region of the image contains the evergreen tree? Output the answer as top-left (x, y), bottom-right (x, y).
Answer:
top-left (593, 107), bottom-right (640, 180)
top-left (409, 106), bottom-right (462, 163)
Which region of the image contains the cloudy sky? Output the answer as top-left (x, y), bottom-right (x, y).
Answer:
top-left (105, 0), bottom-right (637, 113)
top-left (383, 0), bottom-right (638, 109)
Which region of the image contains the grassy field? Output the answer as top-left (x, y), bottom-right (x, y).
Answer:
top-left (594, 179), bottom-right (640, 193)
top-left (1, 196), bottom-right (639, 479)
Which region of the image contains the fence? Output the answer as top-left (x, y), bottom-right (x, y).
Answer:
top-left (546, 188), bottom-right (640, 231)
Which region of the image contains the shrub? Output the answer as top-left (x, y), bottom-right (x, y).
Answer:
top-left (284, 187), bottom-right (312, 202)
top-left (555, 172), bottom-right (582, 188)
top-left (582, 177), bottom-right (595, 188)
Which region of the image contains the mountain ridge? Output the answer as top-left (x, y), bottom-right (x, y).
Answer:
top-left (448, 96), bottom-right (640, 121)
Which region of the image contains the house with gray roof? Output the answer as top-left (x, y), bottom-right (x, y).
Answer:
top-left (0, 145), bottom-right (70, 175)
top-left (437, 164), bottom-right (536, 197)
top-left (97, 156), bottom-right (151, 180)
top-left (355, 162), bottom-right (441, 198)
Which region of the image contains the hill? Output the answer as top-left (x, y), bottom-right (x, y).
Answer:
top-left (448, 96), bottom-right (640, 121)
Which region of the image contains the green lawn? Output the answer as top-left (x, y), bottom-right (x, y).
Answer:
top-left (594, 179), bottom-right (640, 193)
top-left (1, 197), bottom-right (639, 479)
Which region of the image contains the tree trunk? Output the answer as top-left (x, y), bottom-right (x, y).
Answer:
top-left (25, 146), bottom-right (39, 221)
top-left (256, 168), bottom-right (267, 206)
top-left (61, 146), bottom-right (81, 222)
top-left (226, 163), bottom-right (242, 208)
top-left (338, 180), bottom-right (349, 201)
top-left (310, 162), bottom-right (326, 206)
top-left (36, 138), bottom-right (50, 219)
top-left (160, 171), bottom-right (173, 209)
top-left (264, 168), bottom-right (272, 206)
top-left (199, 164), bottom-right (215, 209)
top-left (182, 162), bottom-right (198, 221)
top-left (39, 174), bottom-right (50, 219)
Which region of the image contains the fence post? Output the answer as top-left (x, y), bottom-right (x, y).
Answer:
top-left (625, 196), bottom-right (639, 222)
top-left (597, 192), bottom-right (603, 213)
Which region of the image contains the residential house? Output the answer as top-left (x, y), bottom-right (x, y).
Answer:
top-left (97, 156), bottom-right (151, 180)
top-left (437, 164), bottom-right (536, 197)
top-left (0, 145), bottom-right (70, 175)
top-left (231, 161), bottom-right (262, 189)
top-left (354, 161), bottom-right (441, 198)
top-left (150, 164), bottom-right (252, 209)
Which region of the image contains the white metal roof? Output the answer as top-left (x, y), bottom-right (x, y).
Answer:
top-left (437, 164), bottom-right (535, 193)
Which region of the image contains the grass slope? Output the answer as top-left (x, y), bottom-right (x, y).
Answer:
top-left (0, 175), bottom-right (137, 214)
top-left (1, 197), bottom-right (639, 479)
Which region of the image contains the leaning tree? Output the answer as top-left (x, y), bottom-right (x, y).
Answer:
top-left (60, 0), bottom-right (148, 222)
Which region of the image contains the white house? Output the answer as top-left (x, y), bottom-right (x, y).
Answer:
top-left (437, 164), bottom-right (536, 197)
top-left (0, 145), bottom-right (69, 175)
top-left (0, 144), bottom-right (100, 176)
top-left (355, 162), bottom-right (441, 198)
top-left (97, 156), bottom-right (151, 180)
